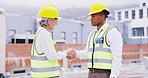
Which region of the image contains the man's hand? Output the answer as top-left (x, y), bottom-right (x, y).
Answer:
top-left (66, 50), bottom-right (76, 59)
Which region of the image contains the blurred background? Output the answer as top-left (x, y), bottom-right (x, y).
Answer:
top-left (0, 0), bottom-right (148, 78)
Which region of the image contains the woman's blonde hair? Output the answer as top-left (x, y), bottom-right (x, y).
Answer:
top-left (39, 18), bottom-right (49, 27)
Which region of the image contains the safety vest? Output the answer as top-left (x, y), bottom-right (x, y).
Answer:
top-left (87, 25), bottom-right (117, 69)
top-left (31, 29), bottom-right (60, 77)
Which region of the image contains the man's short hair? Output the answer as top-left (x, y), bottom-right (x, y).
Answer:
top-left (101, 10), bottom-right (110, 18)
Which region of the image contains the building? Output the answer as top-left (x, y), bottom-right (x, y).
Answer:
top-left (6, 12), bottom-right (125, 44)
top-left (0, 8), bottom-right (6, 73)
top-left (6, 13), bottom-right (36, 44)
top-left (114, 0), bottom-right (148, 44)
top-left (3, 3), bottom-right (148, 75)
top-left (6, 15), bottom-right (90, 44)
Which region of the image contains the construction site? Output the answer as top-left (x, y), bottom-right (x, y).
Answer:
top-left (0, 0), bottom-right (148, 78)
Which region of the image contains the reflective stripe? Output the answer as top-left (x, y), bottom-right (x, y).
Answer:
top-left (87, 25), bottom-right (114, 69)
top-left (31, 29), bottom-right (59, 77)
top-left (87, 31), bottom-right (95, 48)
top-left (88, 47), bottom-right (111, 52)
top-left (33, 29), bottom-right (43, 55)
top-left (96, 26), bottom-right (112, 37)
top-left (31, 55), bottom-right (48, 61)
top-left (31, 66), bottom-right (60, 72)
top-left (88, 58), bottom-right (112, 64)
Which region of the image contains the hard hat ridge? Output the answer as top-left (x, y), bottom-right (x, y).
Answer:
top-left (38, 4), bottom-right (60, 19)
top-left (89, 2), bottom-right (110, 15)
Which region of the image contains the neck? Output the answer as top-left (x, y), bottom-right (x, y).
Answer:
top-left (44, 26), bottom-right (49, 31)
top-left (97, 21), bottom-right (105, 31)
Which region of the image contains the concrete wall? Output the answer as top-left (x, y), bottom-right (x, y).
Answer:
top-left (5, 44), bottom-right (148, 72)
top-left (0, 8), bottom-right (6, 73)
top-left (81, 22), bottom-right (95, 44)
top-left (6, 14), bottom-right (36, 43)
top-left (53, 19), bottom-right (82, 44)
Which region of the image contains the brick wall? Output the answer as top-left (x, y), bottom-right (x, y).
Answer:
top-left (5, 44), bottom-right (148, 72)
top-left (122, 44), bottom-right (148, 60)
top-left (6, 44), bottom-right (32, 72)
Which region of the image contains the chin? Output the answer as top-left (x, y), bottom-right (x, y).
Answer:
top-left (91, 24), bottom-right (96, 26)
top-left (49, 28), bottom-right (54, 30)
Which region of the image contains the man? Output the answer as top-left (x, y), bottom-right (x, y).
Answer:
top-left (31, 4), bottom-right (76, 78)
top-left (75, 2), bottom-right (123, 78)
top-left (0, 73), bottom-right (4, 78)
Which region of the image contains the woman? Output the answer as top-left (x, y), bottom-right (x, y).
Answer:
top-left (31, 4), bottom-right (75, 78)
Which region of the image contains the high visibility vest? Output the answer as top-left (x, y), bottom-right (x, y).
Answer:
top-left (31, 29), bottom-right (60, 77)
top-left (87, 25), bottom-right (118, 69)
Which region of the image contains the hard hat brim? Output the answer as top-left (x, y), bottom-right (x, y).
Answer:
top-left (88, 12), bottom-right (99, 15)
top-left (58, 17), bottom-right (62, 19)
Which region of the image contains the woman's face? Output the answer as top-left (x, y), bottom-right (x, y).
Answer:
top-left (47, 18), bottom-right (58, 30)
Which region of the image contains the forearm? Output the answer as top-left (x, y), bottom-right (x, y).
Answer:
top-left (44, 51), bottom-right (67, 60)
top-left (76, 50), bottom-right (87, 59)
top-left (110, 56), bottom-right (122, 78)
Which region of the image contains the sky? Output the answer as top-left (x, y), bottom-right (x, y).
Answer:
top-left (0, 0), bottom-right (145, 9)
top-left (0, 0), bottom-right (147, 18)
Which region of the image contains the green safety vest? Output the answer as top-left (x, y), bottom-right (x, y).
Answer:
top-left (88, 25), bottom-right (118, 69)
top-left (31, 29), bottom-right (60, 78)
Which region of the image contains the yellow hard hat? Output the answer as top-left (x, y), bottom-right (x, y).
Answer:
top-left (38, 4), bottom-right (60, 19)
top-left (89, 2), bottom-right (110, 15)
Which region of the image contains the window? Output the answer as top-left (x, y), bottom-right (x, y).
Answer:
top-left (132, 27), bottom-right (144, 36)
top-left (125, 11), bottom-right (128, 19)
top-left (61, 32), bottom-right (66, 40)
top-left (26, 30), bottom-right (33, 44)
top-left (9, 29), bottom-right (16, 43)
top-left (142, 3), bottom-right (146, 7)
top-left (132, 10), bottom-right (135, 19)
top-left (72, 32), bottom-right (77, 44)
top-left (26, 30), bottom-right (32, 34)
top-left (15, 39), bottom-right (25, 44)
top-left (118, 12), bottom-right (121, 21)
top-left (28, 39), bottom-right (33, 44)
top-left (139, 9), bottom-right (143, 19)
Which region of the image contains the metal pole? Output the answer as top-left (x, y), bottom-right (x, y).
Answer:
top-left (139, 35), bottom-right (143, 64)
top-left (80, 23), bottom-right (84, 44)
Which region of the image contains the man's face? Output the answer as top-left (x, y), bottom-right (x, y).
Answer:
top-left (90, 12), bottom-right (104, 26)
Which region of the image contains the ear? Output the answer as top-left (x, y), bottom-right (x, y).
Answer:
top-left (100, 14), bottom-right (106, 20)
top-left (47, 18), bottom-right (52, 25)
top-left (47, 18), bottom-right (51, 22)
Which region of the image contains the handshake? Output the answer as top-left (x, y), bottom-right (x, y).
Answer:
top-left (66, 49), bottom-right (76, 59)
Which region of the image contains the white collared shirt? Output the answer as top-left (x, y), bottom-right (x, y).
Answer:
top-left (76, 23), bottom-right (123, 78)
top-left (31, 27), bottom-right (67, 60)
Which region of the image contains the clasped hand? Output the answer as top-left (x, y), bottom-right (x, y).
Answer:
top-left (66, 49), bottom-right (76, 59)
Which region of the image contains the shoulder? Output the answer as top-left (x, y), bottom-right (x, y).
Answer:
top-left (108, 25), bottom-right (120, 33)
top-left (38, 29), bottom-right (51, 38)
top-left (107, 26), bottom-right (121, 37)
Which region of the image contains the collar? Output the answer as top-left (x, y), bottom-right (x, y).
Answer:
top-left (94, 22), bottom-right (109, 33)
top-left (38, 26), bottom-right (45, 30)
top-left (37, 26), bottom-right (52, 35)
top-left (37, 26), bottom-right (47, 32)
